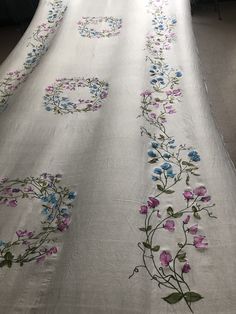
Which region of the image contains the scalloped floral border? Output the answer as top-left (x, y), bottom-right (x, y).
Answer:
top-left (130, 0), bottom-right (216, 312)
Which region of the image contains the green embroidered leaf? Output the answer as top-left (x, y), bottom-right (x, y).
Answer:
top-left (194, 212), bottom-right (201, 220)
top-left (186, 174), bottom-right (190, 186)
top-left (167, 207), bottom-right (174, 216)
top-left (4, 251), bottom-right (14, 261)
top-left (184, 292), bottom-right (203, 303)
top-left (162, 292), bottom-right (183, 304)
top-left (139, 225), bottom-right (152, 232)
top-left (177, 252), bottom-right (186, 262)
top-left (148, 158), bottom-right (159, 164)
top-left (157, 184), bottom-right (164, 192)
top-left (142, 242), bottom-right (151, 249)
top-left (192, 172), bottom-right (200, 176)
top-left (172, 212), bottom-right (183, 218)
top-left (192, 206), bottom-right (197, 212)
top-left (151, 245), bottom-right (160, 252)
top-left (182, 161), bottom-right (195, 167)
top-left (139, 228), bottom-right (146, 232)
top-left (164, 189), bottom-right (175, 194)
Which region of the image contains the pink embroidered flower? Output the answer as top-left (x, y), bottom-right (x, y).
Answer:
top-left (8, 199), bottom-right (17, 207)
top-left (163, 220), bottom-right (175, 232)
top-left (188, 224), bottom-right (198, 235)
top-left (57, 218), bottom-right (70, 232)
top-left (139, 205), bottom-right (148, 214)
top-left (160, 250), bottom-right (172, 267)
top-left (182, 262), bottom-right (191, 273)
top-left (46, 246), bottom-right (58, 255)
top-left (193, 235), bottom-right (208, 249)
top-left (200, 195), bottom-right (211, 202)
top-left (141, 90), bottom-right (152, 97)
top-left (183, 190), bottom-right (194, 200)
top-left (193, 186), bottom-right (207, 197)
top-left (183, 215), bottom-right (190, 224)
top-left (149, 112), bottom-right (157, 119)
top-left (147, 197), bottom-right (160, 208)
top-left (172, 89), bottom-right (182, 97)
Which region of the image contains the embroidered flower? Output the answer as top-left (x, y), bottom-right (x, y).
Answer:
top-left (188, 150), bottom-right (200, 162)
top-left (193, 235), bottom-right (208, 249)
top-left (183, 190), bottom-right (194, 200)
top-left (193, 186), bottom-right (207, 197)
top-left (147, 197), bottom-right (160, 208)
top-left (182, 262), bottom-right (191, 273)
top-left (140, 205), bottom-right (148, 214)
top-left (160, 250), bottom-right (172, 267)
top-left (183, 215), bottom-right (191, 224)
top-left (163, 220), bottom-right (175, 232)
top-left (188, 224), bottom-right (198, 235)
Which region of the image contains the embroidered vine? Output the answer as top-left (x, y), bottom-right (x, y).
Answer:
top-left (129, 0), bottom-right (216, 312)
top-left (44, 77), bottom-right (109, 114)
top-left (0, 0), bottom-right (67, 111)
top-left (78, 17), bottom-right (122, 38)
top-left (0, 173), bottom-right (76, 267)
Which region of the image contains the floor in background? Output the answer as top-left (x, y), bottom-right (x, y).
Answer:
top-left (0, 2), bottom-right (236, 165)
top-left (192, 0), bottom-right (236, 165)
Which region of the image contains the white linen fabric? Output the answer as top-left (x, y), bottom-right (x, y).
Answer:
top-left (0, 0), bottom-right (235, 313)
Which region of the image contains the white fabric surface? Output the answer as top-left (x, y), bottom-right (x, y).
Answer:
top-left (0, 0), bottom-right (235, 313)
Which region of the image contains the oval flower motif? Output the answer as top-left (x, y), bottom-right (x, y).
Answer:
top-left (44, 77), bottom-right (109, 114)
top-left (78, 17), bottom-right (122, 38)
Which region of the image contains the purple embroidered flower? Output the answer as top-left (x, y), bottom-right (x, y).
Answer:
top-left (193, 235), bottom-right (208, 249)
top-left (160, 250), bottom-right (172, 267)
top-left (200, 195), bottom-right (211, 202)
top-left (163, 220), bottom-right (175, 232)
top-left (193, 186), bottom-right (207, 197)
top-left (8, 199), bottom-right (17, 207)
top-left (182, 262), bottom-right (191, 273)
top-left (141, 90), bottom-right (152, 97)
top-left (188, 224), bottom-right (198, 235)
top-left (147, 197), bottom-right (160, 208)
top-left (183, 190), bottom-right (194, 200)
top-left (46, 246), bottom-right (58, 255)
top-left (183, 215), bottom-right (190, 224)
top-left (140, 205), bottom-right (148, 214)
top-left (57, 218), bottom-right (70, 232)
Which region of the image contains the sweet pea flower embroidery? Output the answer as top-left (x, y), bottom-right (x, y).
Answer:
top-left (160, 250), bottom-right (172, 267)
top-left (130, 0), bottom-right (216, 312)
top-left (0, 173), bottom-right (77, 268)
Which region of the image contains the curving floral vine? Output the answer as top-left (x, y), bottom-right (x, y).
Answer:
top-left (0, 173), bottom-right (76, 268)
top-left (129, 0), bottom-right (216, 312)
top-left (43, 77), bottom-right (109, 114)
top-left (0, 0), bottom-right (67, 112)
top-left (77, 17), bottom-right (122, 38)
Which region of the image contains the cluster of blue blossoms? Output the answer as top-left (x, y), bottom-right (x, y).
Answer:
top-left (152, 162), bottom-right (175, 181)
top-left (188, 150), bottom-right (201, 162)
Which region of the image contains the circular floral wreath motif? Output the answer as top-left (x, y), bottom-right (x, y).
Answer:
top-left (44, 77), bottom-right (109, 114)
top-left (0, 173), bottom-right (76, 268)
top-left (77, 17), bottom-right (122, 38)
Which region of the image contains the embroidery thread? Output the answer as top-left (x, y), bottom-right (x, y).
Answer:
top-left (129, 1), bottom-right (216, 312)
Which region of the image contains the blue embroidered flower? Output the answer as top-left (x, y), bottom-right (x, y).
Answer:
top-left (161, 162), bottom-right (172, 170)
top-left (188, 150), bottom-right (201, 162)
top-left (0, 240), bottom-right (5, 247)
top-left (152, 175), bottom-right (158, 181)
top-left (176, 71), bottom-right (182, 77)
top-left (167, 168), bottom-right (175, 178)
top-left (151, 141), bottom-right (159, 149)
top-left (41, 196), bottom-right (49, 203)
top-left (48, 193), bottom-right (58, 204)
top-left (148, 150), bottom-right (157, 158)
top-left (68, 191), bottom-right (77, 200)
top-left (163, 153), bottom-right (171, 159)
top-left (154, 168), bottom-right (162, 175)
